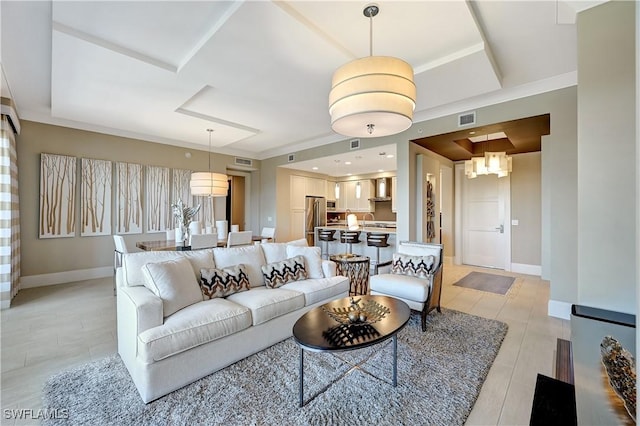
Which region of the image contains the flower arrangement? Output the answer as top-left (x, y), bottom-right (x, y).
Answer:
top-left (171, 199), bottom-right (201, 228)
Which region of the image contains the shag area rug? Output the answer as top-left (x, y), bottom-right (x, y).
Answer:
top-left (43, 309), bottom-right (507, 426)
top-left (454, 271), bottom-right (515, 295)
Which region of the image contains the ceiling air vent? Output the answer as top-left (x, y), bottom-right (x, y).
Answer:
top-left (458, 112), bottom-right (476, 127)
top-left (288, 154), bottom-right (295, 163)
top-left (350, 139), bottom-right (360, 150)
top-left (234, 157), bottom-right (253, 167)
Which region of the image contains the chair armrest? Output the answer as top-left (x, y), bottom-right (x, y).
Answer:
top-left (322, 260), bottom-right (337, 277)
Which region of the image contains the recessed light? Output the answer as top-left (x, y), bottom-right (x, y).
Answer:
top-left (345, 161), bottom-right (352, 165)
top-left (347, 173), bottom-right (352, 176)
top-left (312, 167), bottom-right (318, 170)
top-left (378, 169), bottom-right (384, 172)
top-left (386, 154), bottom-right (394, 159)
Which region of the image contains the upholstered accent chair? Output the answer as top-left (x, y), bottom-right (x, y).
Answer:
top-left (369, 241), bottom-right (443, 332)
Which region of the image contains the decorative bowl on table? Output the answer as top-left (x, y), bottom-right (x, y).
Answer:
top-left (322, 297), bottom-right (390, 326)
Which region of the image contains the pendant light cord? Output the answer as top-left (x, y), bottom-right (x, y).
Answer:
top-left (369, 10), bottom-right (373, 56)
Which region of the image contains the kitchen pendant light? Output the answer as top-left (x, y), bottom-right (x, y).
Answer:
top-left (190, 129), bottom-right (229, 196)
top-left (334, 182), bottom-right (340, 200)
top-left (355, 181), bottom-right (361, 199)
top-left (329, 4), bottom-right (416, 138)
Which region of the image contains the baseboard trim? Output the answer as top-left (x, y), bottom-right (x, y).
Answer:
top-left (511, 263), bottom-right (542, 276)
top-left (548, 300), bottom-right (572, 320)
top-left (20, 267), bottom-right (113, 289)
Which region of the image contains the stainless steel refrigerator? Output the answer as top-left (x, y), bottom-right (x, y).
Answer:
top-left (305, 196), bottom-right (326, 246)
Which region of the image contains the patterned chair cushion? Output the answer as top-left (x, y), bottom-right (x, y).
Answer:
top-left (261, 255), bottom-right (308, 289)
top-left (391, 253), bottom-right (436, 279)
top-left (200, 264), bottom-right (251, 299)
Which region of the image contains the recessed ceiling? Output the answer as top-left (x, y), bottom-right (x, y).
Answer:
top-left (412, 114), bottom-right (550, 162)
top-left (0, 1), bottom-right (605, 159)
top-left (281, 144), bottom-right (397, 178)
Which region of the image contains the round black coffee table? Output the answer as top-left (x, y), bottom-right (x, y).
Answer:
top-left (292, 295), bottom-right (411, 407)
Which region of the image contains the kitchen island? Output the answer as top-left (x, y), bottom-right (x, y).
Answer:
top-left (314, 224), bottom-right (396, 270)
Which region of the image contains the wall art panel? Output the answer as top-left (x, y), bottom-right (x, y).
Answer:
top-left (115, 162), bottom-right (142, 234)
top-left (39, 153), bottom-right (76, 238)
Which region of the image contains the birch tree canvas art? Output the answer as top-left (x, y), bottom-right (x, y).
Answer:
top-left (116, 162), bottom-right (142, 234)
top-left (172, 169), bottom-right (192, 210)
top-left (81, 158), bottom-right (112, 236)
top-left (39, 153), bottom-right (76, 238)
top-left (146, 166), bottom-right (171, 232)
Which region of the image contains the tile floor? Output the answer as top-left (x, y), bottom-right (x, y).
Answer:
top-left (0, 263), bottom-right (569, 425)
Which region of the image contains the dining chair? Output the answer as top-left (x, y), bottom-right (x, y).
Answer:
top-left (226, 230), bottom-right (253, 247)
top-left (190, 233), bottom-right (218, 250)
top-left (113, 235), bottom-right (129, 296)
top-left (260, 227), bottom-right (276, 243)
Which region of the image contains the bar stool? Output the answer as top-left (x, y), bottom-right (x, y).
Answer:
top-left (366, 232), bottom-right (390, 275)
top-left (318, 229), bottom-right (336, 260)
top-left (340, 230), bottom-right (361, 254)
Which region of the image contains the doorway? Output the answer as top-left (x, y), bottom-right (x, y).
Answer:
top-left (226, 175), bottom-right (245, 231)
top-left (455, 163), bottom-right (511, 270)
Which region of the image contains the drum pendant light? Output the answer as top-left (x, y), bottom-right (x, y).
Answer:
top-left (329, 4), bottom-right (416, 138)
top-left (190, 129), bottom-right (229, 197)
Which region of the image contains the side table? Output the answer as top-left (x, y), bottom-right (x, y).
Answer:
top-left (329, 254), bottom-right (370, 295)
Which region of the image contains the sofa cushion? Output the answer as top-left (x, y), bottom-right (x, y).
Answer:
top-left (226, 287), bottom-right (305, 326)
top-left (370, 273), bottom-right (431, 303)
top-left (287, 238), bottom-right (308, 247)
top-left (137, 298), bottom-right (252, 363)
top-left (259, 243), bottom-right (288, 264)
top-left (261, 256), bottom-right (307, 289)
top-left (281, 276), bottom-right (349, 306)
top-left (212, 245), bottom-right (266, 287)
top-left (286, 245), bottom-right (323, 279)
top-left (391, 253), bottom-right (436, 278)
top-left (141, 257), bottom-right (204, 317)
top-left (122, 250), bottom-right (215, 287)
top-left (200, 265), bottom-right (251, 299)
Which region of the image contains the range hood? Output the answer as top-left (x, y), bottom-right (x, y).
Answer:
top-left (369, 178), bottom-right (392, 202)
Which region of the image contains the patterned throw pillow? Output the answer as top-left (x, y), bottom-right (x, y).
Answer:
top-left (391, 253), bottom-right (436, 278)
top-left (261, 255), bottom-right (307, 289)
top-left (200, 264), bottom-right (251, 299)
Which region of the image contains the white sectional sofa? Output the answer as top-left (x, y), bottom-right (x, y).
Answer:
top-left (116, 240), bottom-right (349, 403)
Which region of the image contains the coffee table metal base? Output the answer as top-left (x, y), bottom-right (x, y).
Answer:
top-left (298, 334), bottom-right (399, 407)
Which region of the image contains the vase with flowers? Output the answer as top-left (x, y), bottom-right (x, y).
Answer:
top-left (171, 199), bottom-right (201, 246)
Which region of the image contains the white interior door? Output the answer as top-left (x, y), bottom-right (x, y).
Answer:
top-left (462, 173), bottom-right (510, 269)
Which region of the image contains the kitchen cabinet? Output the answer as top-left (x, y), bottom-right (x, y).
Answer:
top-left (391, 176), bottom-right (397, 212)
top-left (290, 175), bottom-right (305, 210)
top-left (343, 180), bottom-right (373, 212)
top-left (289, 209), bottom-right (305, 240)
top-left (305, 177), bottom-right (325, 197)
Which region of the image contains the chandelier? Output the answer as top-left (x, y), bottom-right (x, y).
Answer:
top-left (190, 129), bottom-right (229, 196)
top-left (328, 4), bottom-right (416, 138)
top-left (465, 152), bottom-right (513, 179)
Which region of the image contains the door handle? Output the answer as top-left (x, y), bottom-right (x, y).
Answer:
top-left (495, 225), bottom-right (504, 233)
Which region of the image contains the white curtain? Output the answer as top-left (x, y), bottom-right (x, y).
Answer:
top-left (0, 115), bottom-right (20, 309)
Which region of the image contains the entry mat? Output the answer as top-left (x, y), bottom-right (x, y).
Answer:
top-left (453, 271), bottom-right (515, 295)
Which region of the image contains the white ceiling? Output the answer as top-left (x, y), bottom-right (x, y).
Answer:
top-left (1, 1), bottom-right (605, 163)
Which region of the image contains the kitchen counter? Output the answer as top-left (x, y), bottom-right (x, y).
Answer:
top-left (321, 225), bottom-right (396, 233)
top-left (314, 226), bottom-right (396, 268)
